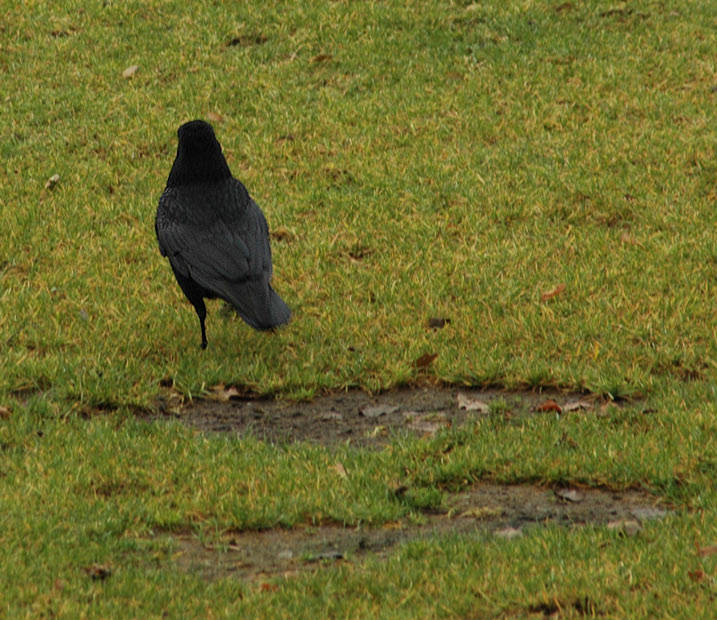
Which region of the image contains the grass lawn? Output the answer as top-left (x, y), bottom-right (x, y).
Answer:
top-left (1, 0), bottom-right (715, 617)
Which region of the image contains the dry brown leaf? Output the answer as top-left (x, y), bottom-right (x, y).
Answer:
top-left (208, 383), bottom-right (242, 402)
top-left (632, 507), bottom-right (668, 522)
top-left (620, 232), bottom-right (638, 245)
top-left (414, 353), bottom-right (437, 369)
top-left (541, 283), bottom-right (566, 301)
top-left (226, 34), bottom-right (268, 47)
top-left (563, 400), bottom-right (593, 412)
top-left (122, 65), bottom-right (138, 78)
top-left (407, 417), bottom-right (448, 436)
top-left (495, 526), bottom-right (522, 539)
top-left (0, 405), bottom-right (11, 419)
top-left (381, 520), bottom-right (405, 530)
top-left (83, 564), bottom-right (112, 580)
top-left (688, 569), bottom-right (706, 582)
top-left (331, 462), bottom-right (347, 479)
top-left (697, 544), bottom-right (717, 557)
top-left (427, 317), bottom-right (451, 329)
top-left (319, 411), bottom-right (342, 421)
top-left (555, 2), bottom-right (574, 11)
top-left (366, 425), bottom-right (387, 438)
top-left (206, 111), bottom-right (225, 123)
top-left (555, 488), bottom-right (582, 502)
top-left (361, 404), bottom-right (398, 418)
top-left (457, 393), bottom-right (490, 413)
top-left (607, 519), bottom-right (642, 536)
top-left (44, 174), bottom-right (60, 190)
top-left (312, 53), bottom-right (333, 63)
top-left (560, 432), bottom-right (579, 449)
top-left (535, 399), bottom-right (562, 413)
top-left (271, 226), bottom-right (295, 242)
top-left (457, 506), bottom-right (503, 520)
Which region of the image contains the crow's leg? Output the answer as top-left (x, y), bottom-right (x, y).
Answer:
top-left (194, 300), bottom-right (208, 349)
top-left (170, 264), bottom-right (210, 349)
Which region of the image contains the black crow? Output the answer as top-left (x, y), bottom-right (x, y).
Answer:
top-left (156, 120), bottom-right (291, 348)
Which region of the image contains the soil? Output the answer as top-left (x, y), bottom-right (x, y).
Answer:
top-left (156, 385), bottom-right (606, 447)
top-left (148, 386), bottom-right (669, 582)
top-left (165, 483), bottom-right (667, 582)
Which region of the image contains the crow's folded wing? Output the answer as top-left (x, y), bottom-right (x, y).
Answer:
top-left (156, 189), bottom-right (270, 282)
top-left (156, 187), bottom-right (289, 329)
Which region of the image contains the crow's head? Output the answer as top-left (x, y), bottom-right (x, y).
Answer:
top-left (167, 120), bottom-right (232, 186)
top-left (177, 120), bottom-right (218, 150)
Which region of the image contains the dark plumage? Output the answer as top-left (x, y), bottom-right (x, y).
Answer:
top-left (156, 120), bottom-right (290, 348)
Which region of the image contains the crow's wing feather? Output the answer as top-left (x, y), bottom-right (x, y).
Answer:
top-left (156, 182), bottom-right (289, 329)
top-left (156, 184), bottom-right (269, 279)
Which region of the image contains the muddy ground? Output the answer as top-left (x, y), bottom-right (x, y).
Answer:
top-left (150, 387), bottom-right (669, 582)
top-left (157, 385), bottom-right (604, 447)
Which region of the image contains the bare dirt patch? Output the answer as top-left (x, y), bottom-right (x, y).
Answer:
top-left (148, 387), bottom-right (665, 582)
top-left (154, 386), bottom-right (609, 447)
top-left (164, 482), bottom-right (668, 582)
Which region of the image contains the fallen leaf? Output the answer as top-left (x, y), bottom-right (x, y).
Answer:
top-left (555, 488), bottom-right (582, 502)
top-left (631, 507), bottom-right (668, 522)
top-left (208, 383), bottom-right (243, 402)
top-left (598, 401), bottom-right (622, 417)
top-left (560, 432), bottom-right (579, 449)
top-left (495, 526), bottom-right (522, 539)
top-left (319, 411), bottom-right (342, 421)
top-left (331, 462), bottom-right (347, 479)
top-left (157, 387), bottom-right (185, 415)
top-left (427, 317), bottom-right (451, 329)
top-left (414, 353), bottom-right (438, 369)
top-left (541, 283), bottom-right (566, 301)
top-left (620, 232), bottom-right (638, 245)
top-left (457, 393), bottom-right (490, 413)
top-left (226, 34), bottom-right (268, 47)
top-left (44, 174), bottom-right (60, 190)
top-left (206, 111), bottom-right (225, 123)
top-left (366, 425), bottom-right (387, 438)
top-left (260, 583), bottom-right (278, 592)
top-left (688, 569), bottom-right (706, 582)
top-left (607, 520), bottom-right (642, 536)
top-left (535, 399), bottom-right (562, 413)
top-left (407, 416), bottom-right (448, 436)
top-left (563, 400), bottom-right (593, 412)
top-left (555, 2), bottom-right (574, 11)
top-left (122, 65), bottom-right (138, 78)
top-left (312, 53), bottom-right (333, 63)
top-left (0, 405), bottom-right (10, 419)
top-left (697, 544), bottom-right (717, 557)
top-left (360, 404), bottom-right (398, 418)
top-left (457, 507), bottom-right (504, 520)
top-left (270, 226), bottom-right (295, 242)
top-left (83, 563), bottom-right (112, 580)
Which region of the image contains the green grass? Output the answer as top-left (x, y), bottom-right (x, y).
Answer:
top-left (1, 0), bottom-right (716, 617)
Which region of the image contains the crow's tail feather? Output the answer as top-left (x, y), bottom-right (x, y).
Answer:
top-left (223, 280), bottom-right (291, 330)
